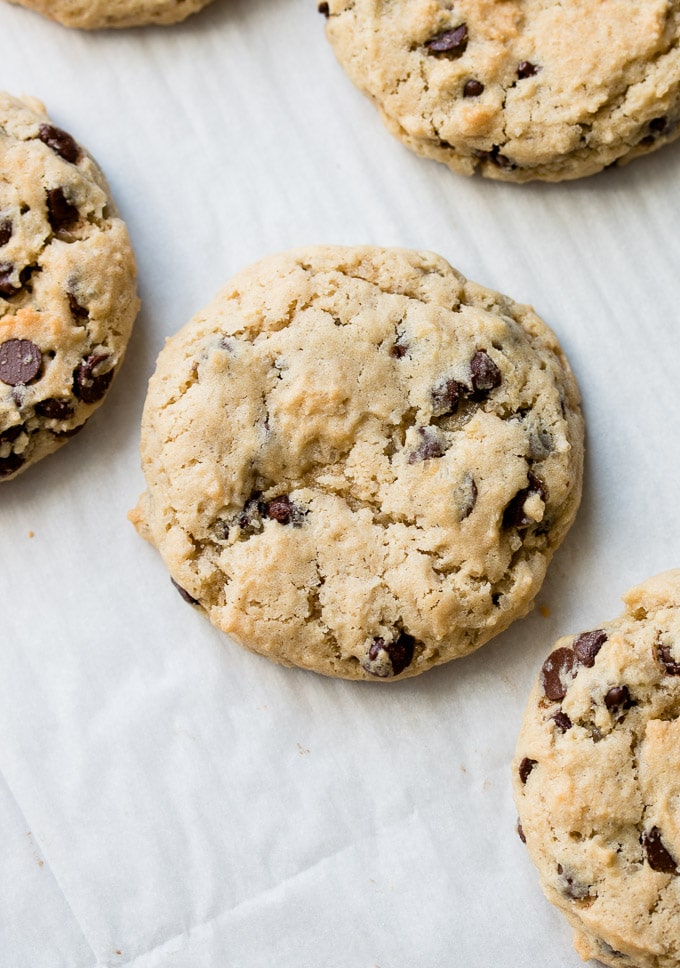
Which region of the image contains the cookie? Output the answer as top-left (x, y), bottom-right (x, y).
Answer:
top-left (514, 570), bottom-right (680, 968)
top-left (0, 93), bottom-right (139, 481)
top-left (320, 0), bottom-right (680, 182)
top-left (6, 0), bottom-right (214, 28)
top-left (130, 245), bottom-right (583, 680)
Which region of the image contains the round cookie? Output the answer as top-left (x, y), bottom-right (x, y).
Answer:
top-left (514, 570), bottom-right (680, 968)
top-left (5, 0), bottom-right (214, 28)
top-left (319, 0), bottom-right (680, 182)
top-left (0, 94), bottom-right (139, 481)
top-left (130, 245), bottom-right (583, 680)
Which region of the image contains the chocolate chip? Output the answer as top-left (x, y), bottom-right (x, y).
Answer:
top-left (0, 262), bottom-right (19, 298)
top-left (517, 821), bottom-right (526, 843)
top-left (503, 471), bottom-right (548, 529)
top-left (34, 397), bottom-right (75, 420)
top-left (0, 422), bottom-right (24, 443)
top-left (517, 61), bottom-right (540, 79)
top-left (0, 451), bottom-right (25, 477)
top-left (391, 331), bottom-right (409, 358)
top-left (38, 124), bottom-right (81, 164)
top-left (46, 188), bottom-right (79, 232)
top-left (237, 495), bottom-right (266, 536)
top-left (557, 864), bottom-right (591, 901)
top-left (0, 339), bottom-right (42, 386)
top-left (408, 427), bottom-right (446, 463)
top-left (463, 79), bottom-right (484, 97)
top-left (655, 637), bottom-right (680, 675)
top-left (519, 757), bottom-right (537, 785)
top-left (458, 473), bottom-right (478, 520)
top-left (469, 349), bottom-right (501, 394)
top-left (552, 710), bottom-right (572, 732)
top-left (265, 494), bottom-right (306, 527)
top-left (67, 291), bottom-right (89, 320)
top-left (72, 355), bottom-right (113, 404)
top-left (0, 220), bottom-right (12, 247)
top-left (540, 647), bottom-right (575, 701)
top-left (317, 1), bottom-right (329, 14)
top-left (642, 827), bottom-right (678, 874)
top-left (425, 24), bottom-right (468, 56)
top-left (649, 116), bottom-right (668, 133)
top-left (432, 377), bottom-right (464, 415)
top-left (474, 145), bottom-right (515, 170)
top-left (171, 577), bottom-right (199, 605)
top-left (362, 632), bottom-right (416, 678)
top-left (573, 629), bottom-right (607, 668)
top-left (604, 685), bottom-right (632, 712)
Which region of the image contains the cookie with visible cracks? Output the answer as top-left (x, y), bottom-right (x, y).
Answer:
top-left (130, 245), bottom-right (583, 680)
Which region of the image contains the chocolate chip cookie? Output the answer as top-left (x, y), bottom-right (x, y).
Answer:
top-left (0, 93), bottom-right (139, 481)
top-left (130, 245), bottom-right (583, 680)
top-left (320, 0), bottom-right (680, 181)
top-left (6, 0), bottom-right (214, 28)
top-left (514, 570), bottom-right (680, 967)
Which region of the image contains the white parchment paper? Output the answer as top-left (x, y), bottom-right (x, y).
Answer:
top-left (2, 2), bottom-right (680, 965)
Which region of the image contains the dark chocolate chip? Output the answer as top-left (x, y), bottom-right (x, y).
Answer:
top-left (265, 494), bottom-right (306, 527)
top-left (0, 422), bottom-right (24, 443)
top-left (362, 632), bottom-right (416, 678)
top-left (391, 331), bottom-right (409, 358)
top-left (552, 710), bottom-right (572, 732)
top-left (656, 637), bottom-right (680, 675)
top-left (573, 629), bottom-right (607, 668)
top-left (474, 145), bottom-right (516, 170)
top-left (517, 61), bottom-right (540, 79)
top-left (557, 864), bottom-right (591, 901)
top-left (46, 188), bottom-right (79, 232)
top-left (604, 685), bottom-right (633, 713)
top-left (503, 470), bottom-right (548, 529)
top-left (317, 1), bottom-right (329, 14)
top-left (517, 820), bottom-right (526, 843)
top-left (0, 262), bottom-right (19, 298)
top-left (519, 757), bottom-right (537, 785)
top-left (432, 377), bottom-right (464, 415)
top-left (38, 124), bottom-right (81, 164)
top-left (642, 827), bottom-right (678, 874)
top-left (540, 647), bottom-right (575, 701)
top-left (649, 116), bottom-right (668, 133)
top-left (469, 349), bottom-right (501, 394)
top-left (67, 291), bottom-right (89, 320)
top-left (463, 79), bottom-right (484, 97)
top-left (34, 397), bottom-right (75, 420)
top-left (72, 355), bottom-right (113, 404)
top-left (0, 451), bottom-right (26, 477)
top-left (51, 423), bottom-right (84, 439)
top-left (425, 24), bottom-right (468, 56)
top-left (0, 338), bottom-right (42, 386)
top-left (237, 496), bottom-right (266, 536)
top-left (0, 220), bottom-right (12, 247)
top-left (408, 427), bottom-right (446, 463)
top-left (171, 577), bottom-right (199, 605)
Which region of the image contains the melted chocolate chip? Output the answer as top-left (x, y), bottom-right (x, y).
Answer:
top-left (171, 577), bottom-right (199, 605)
top-left (391, 331), bottom-right (409, 358)
top-left (656, 637), bottom-right (680, 675)
top-left (649, 116), bottom-right (668, 133)
top-left (362, 632), bottom-right (416, 678)
top-left (469, 349), bottom-right (501, 395)
top-left (265, 494), bottom-right (306, 527)
top-left (67, 291), bottom-right (89, 320)
top-left (573, 629), bottom-right (607, 668)
top-left (0, 262), bottom-right (19, 298)
top-left (0, 339), bottom-right (42, 386)
top-left (503, 471), bottom-right (547, 529)
top-left (0, 220), bottom-right (12, 247)
top-left (432, 377), bottom-right (464, 415)
top-left (46, 188), bottom-right (79, 232)
top-left (517, 821), bottom-right (526, 843)
top-left (540, 647), bottom-right (575, 701)
top-left (425, 24), bottom-right (468, 56)
top-left (34, 397), bottom-right (75, 420)
top-left (517, 61), bottom-right (540, 79)
top-left (72, 355), bottom-right (113, 404)
top-left (0, 451), bottom-right (25, 477)
top-left (38, 124), bottom-right (81, 164)
top-left (519, 757), bottom-right (537, 785)
top-left (408, 427), bottom-right (446, 463)
top-left (463, 79), bottom-right (484, 97)
top-left (552, 710), bottom-right (572, 732)
top-left (604, 685), bottom-right (633, 713)
top-left (317, 1), bottom-right (329, 14)
top-left (237, 496), bottom-right (266, 536)
top-left (0, 422), bottom-right (24, 443)
top-left (474, 145), bottom-right (515, 170)
top-left (642, 827), bottom-right (678, 874)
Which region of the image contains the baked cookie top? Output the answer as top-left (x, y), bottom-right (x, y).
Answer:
top-left (321, 0), bottom-right (680, 182)
top-left (514, 571), bottom-right (680, 968)
top-left (0, 93), bottom-right (139, 481)
top-left (6, 0), bottom-right (214, 28)
top-left (131, 245), bottom-right (583, 680)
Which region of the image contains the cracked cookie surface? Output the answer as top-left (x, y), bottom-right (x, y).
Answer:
top-left (130, 245), bottom-right (583, 680)
top-left (6, 0), bottom-right (214, 28)
top-left (321, 0), bottom-right (680, 182)
top-left (514, 571), bottom-right (680, 967)
top-left (0, 93), bottom-right (139, 481)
